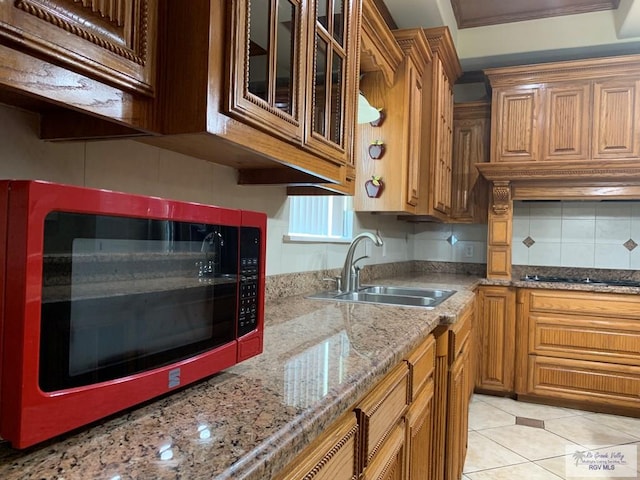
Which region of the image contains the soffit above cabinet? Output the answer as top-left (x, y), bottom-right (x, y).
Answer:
top-left (450, 0), bottom-right (620, 29)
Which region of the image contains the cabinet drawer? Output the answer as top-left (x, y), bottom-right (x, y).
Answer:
top-left (355, 362), bottom-right (409, 470)
top-left (449, 302), bottom-right (473, 363)
top-left (528, 356), bottom-right (640, 410)
top-left (362, 420), bottom-right (406, 480)
top-left (406, 335), bottom-right (435, 401)
top-left (275, 413), bottom-right (358, 480)
top-left (528, 290), bottom-right (640, 319)
top-left (530, 313), bottom-right (640, 365)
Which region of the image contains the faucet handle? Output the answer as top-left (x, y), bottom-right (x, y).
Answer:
top-left (323, 276), bottom-right (342, 292)
top-left (353, 255), bottom-right (369, 267)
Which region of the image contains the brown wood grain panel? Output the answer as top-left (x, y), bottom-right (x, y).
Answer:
top-left (274, 413), bottom-right (359, 480)
top-left (476, 286), bottom-right (516, 393)
top-left (531, 315), bottom-right (640, 365)
top-left (543, 83), bottom-right (591, 160)
top-left (592, 78), bottom-right (640, 159)
top-left (528, 356), bottom-right (640, 410)
top-left (528, 289), bottom-right (640, 318)
top-left (493, 88), bottom-right (539, 162)
top-left (355, 362), bottom-right (409, 470)
top-left (405, 382), bottom-right (434, 480)
top-left (405, 335), bottom-right (435, 402)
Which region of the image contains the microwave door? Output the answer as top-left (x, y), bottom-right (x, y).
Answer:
top-left (39, 213), bottom-right (239, 392)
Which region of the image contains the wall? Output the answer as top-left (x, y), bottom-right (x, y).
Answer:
top-left (413, 223), bottom-right (487, 264)
top-left (0, 103), bottom-right (414, 276)
top-left (512, 200), bottom-right (640, 270)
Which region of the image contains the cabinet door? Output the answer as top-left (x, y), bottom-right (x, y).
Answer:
top-left (492, 87), bottom-right (540, 162)
top-left (475, 286), bottom-right (516, 393)
top-left (0, 0), bottom-right (156, 95)
top-left (275, 414), bottom-right (359, 480)
top-left (356, 362), bottom-right (409, 471)
top-left (405, 380), bottom-right (434, 480)
top-left (406, 61), bottom-right (423, 208)
top-left (433, 60), bottom-right (453, 215)
top-left (226, 0), bottom-right (305, 144)
top-left (451, 106), bottom-right (489, 223)
top-left (445, 342), bottom-right (470, 480)
top-left (542, 82), bottom-right (591, 161)
top-left (304, 0), bottom-right (359, 165)
top-left (363, 421), bottom-right (406, 480)
top-left (592, 78), bottom-right (640, 159)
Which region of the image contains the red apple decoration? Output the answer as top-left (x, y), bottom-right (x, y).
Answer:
top-left (369, 109), bottom-right (385, 127)
top-left (365, 176), bottom-right (384, 198)
top-left (368, 140), bottom-right (385, 159)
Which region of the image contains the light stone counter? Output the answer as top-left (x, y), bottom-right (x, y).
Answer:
top-left (0, 273), bottom-right (479, 480)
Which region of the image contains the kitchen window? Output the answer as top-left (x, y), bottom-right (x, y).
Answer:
top-left (286, 196), bottom-right (353, 243)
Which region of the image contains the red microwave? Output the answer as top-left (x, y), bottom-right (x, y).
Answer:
top-left (0, 180), bottom-right (266, 448)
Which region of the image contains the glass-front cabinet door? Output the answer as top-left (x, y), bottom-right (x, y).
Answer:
top-left (304, 0), bottom-right (360, 165)
top-left (226, 0), bottom-right (305, 144)
top-left (226, 0), bottom-right (360, 167)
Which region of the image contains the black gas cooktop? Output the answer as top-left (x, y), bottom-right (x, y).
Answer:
top-left (521, 275), bottom-right (640, 287)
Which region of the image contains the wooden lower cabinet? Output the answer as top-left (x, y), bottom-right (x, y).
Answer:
top-left (363, 421), bottom-right (406, 480)
top-left (274, 413), bottom-right (359, 480)
top-left (356, 362), bottom-right (410, 472)
top-left (445, 341), bottom-right (471, 480)
top-left (432, 301), bottom-right (474, 480)
top-left (275, 308), bottom-right (476, 480)
top-left (475, 286), bottom-right (516, 393)
top-left (405, 382), bottom-right (435, 480)
top-left (517, 289), bottom-right (640, 414)
top-left (274, 329), bottom-right (450, 479)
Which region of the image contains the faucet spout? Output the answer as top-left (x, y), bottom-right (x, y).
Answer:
top-left (340, 232), bottom-right (384, 293)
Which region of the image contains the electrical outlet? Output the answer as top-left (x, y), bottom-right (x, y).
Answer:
top-left (464, 245), bottom-right (474, 258)
top-left (382, 242), bottom-right (387, 257)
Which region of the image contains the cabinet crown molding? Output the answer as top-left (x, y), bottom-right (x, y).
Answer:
top-left (423, 26), bottom-right (462, 83)
top-left (360, 0), bottom-right (403, 87)
top-left (393, 28), bottom-right (432, 76)
top-left (485, 53), bottom-right (640, 87)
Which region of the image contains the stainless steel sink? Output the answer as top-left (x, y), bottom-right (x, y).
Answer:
top-left (307, 285), bottom-right (456, 309)
top-left (359, 285), bottom-right (454, 299)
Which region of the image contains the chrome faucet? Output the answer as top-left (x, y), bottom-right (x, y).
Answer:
top-left (340, 231), bottom-right (383, 293)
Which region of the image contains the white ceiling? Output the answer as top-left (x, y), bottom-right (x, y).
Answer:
top-left (384, 0), bottom-right (640, 71)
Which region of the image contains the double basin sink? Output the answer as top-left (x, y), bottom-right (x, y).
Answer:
top-left (308, 285), bottom-right (456, 309)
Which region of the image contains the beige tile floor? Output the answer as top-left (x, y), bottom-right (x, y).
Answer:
top-left (464, 394), bottom-right (640, 480)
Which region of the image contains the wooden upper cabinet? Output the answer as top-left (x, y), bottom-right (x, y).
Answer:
top-left (416, 26), bottom-right (461, 221)
top-left (543, 82), bottom-right (591, 161)
top-left (451, 101), bottom-right (490, 223)
top-left (303, 0), bottom-right (360, 165)
top-left (592, 78), bottom-right (640, 159)
top-left (226, 0), bottom-right (360, 166)
top-left (226, 0), bottom-right (306, 144)
top-left (140, 0), bottom-right (365, 190)
top-left (432, 59), bottom-right (454, 214)
top-left (485, 54), bottom-right (640, 165)
top-left (492, 87), bottom-right (540, 162)
top-left (355, 26), bottom-right (432, 214)
top-left (0, 0), bottom-right (156, 95)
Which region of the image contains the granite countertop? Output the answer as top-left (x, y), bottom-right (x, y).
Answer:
top-left (480, 277), bottom-right (640, 295)
top-left (0, 273), bottom-right (478, 480)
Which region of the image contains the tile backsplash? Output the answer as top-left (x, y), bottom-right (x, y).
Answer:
top-left (513, 200), bottom-right (640, 270)
top-left (413, 223), bottom-right (488, 264)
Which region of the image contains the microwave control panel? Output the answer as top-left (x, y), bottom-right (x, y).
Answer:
top-left (238, 227), bottom-right (261, 337)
